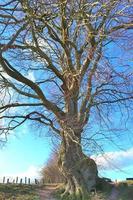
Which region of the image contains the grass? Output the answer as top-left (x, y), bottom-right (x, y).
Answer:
top-left (120, 180), bottom-right (133, 186)
top-left (116, 182), bottom-right (133, 200)
top-left (53, 186), bottom-right (107, 200)
top-left (54, 183), bottom-right (133, 200)
top-left (1, 182), bottom-right (133, 200)
top-left (54, 189), bottom-right (106, 200)
top-left (0, 184), bottom-right (40, 200)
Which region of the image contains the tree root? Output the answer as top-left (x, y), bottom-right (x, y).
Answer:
top-left (59, 184), bottom-right (90, 200)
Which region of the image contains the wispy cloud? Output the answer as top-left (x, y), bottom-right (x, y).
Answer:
top-left (92, 147), bottom-right (133, 170)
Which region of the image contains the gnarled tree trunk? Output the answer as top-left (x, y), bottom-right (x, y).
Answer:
top-left (58, 129), bottom-right (98, 199)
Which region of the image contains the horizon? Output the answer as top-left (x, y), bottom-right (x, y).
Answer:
top-left (0, 123), bottom-right (133, 183)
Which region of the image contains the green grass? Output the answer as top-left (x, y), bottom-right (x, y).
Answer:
top-left (53, 187), bottom-right (106, 200)
top-left (0, 184), bottom-right (40, 200)
top-left (117, 183), bottom-right (133, 200)
top-left (1, 183), bottom-right (133, 200)
top-left (54, 184), bottom-right (133, 200)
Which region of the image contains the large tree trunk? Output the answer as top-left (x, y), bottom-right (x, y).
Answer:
top-left (58, 129), bottom-right (98, 199)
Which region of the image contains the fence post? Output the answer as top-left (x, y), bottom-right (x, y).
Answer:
top-left (7, 178), bottom-right (9, 184)
top-left (16, 177), bottom-right (18, 184)
top-left (25, 177), bottom-right (27, 184)
top-left (3, 177), bottom-right (5, 184)
top-left (28, 178), bottom-right (30, 185)
top-left (35, 179), bottom-right (37, 184)
top-left (20, 178), bottom-right (23, 184)
top-left (35, 179), bottom-right (39, 185)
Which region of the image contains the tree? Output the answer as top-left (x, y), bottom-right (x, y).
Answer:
top-left (41, 151), bottom-right (65, 183)
top-left (0, 0), bottom-right (132, 199)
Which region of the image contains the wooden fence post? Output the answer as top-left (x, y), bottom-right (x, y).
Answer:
top-left (25, 177), bottom-right (27, 184)
top-left (0, 176), bottom-right (40, 185)
top-left (3, 177), bottom-right (5, 184)
top-left (35, 179), bottom-right (37, 184)
top-left (35, 179), bottom-right (39, 185)
top-left (16, 177), bottom-right (18, 184)
top-left (20, 178), bottom-right (23, 184)
top-left (28, 178), bottom-right (30, 185)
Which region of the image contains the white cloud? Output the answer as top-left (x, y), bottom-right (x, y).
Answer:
top-left (0, 165), bottom-right (41, 183)
top-left (92, 147), bottom-right (133, 170)
top-left (16, 165), bottom-right (41, 178)
top-left (26, 71), bottom-right (35, 82)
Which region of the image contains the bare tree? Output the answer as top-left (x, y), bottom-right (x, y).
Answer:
top-left (41, 151), bottom-right (65, 183)
top-left (0, 0), bottom-right (132, 199)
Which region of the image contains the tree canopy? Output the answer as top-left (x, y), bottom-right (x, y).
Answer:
top-left (0, 0), bottom-right (132, 142)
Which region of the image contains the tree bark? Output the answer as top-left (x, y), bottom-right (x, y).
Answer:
top-left (58, 129), bottom-right (98, 199)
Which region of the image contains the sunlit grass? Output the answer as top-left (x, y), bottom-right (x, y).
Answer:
top-left (0, 184), bottom-right (40, 200)
top-left (54, 183), bottom-right (133, 200)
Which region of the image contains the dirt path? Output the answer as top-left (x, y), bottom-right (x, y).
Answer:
top-left (108, 187), bottom-right (120, 200)
top-left (38, 185), bottom-right (58, 200)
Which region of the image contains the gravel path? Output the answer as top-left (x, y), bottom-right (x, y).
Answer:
top-left (38, 185), bottom-right (57, 200)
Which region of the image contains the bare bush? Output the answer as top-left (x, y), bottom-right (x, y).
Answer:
top-left (41, 152), bottom-right (65, 184)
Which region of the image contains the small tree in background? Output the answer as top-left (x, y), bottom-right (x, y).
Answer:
top-left (41, 151), bottom-right (65, 184)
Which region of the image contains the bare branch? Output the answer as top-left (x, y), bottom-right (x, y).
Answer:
top-left (0, 55), bottom-right (65, 119)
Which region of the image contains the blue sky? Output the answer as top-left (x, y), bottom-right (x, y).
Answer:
top-left (0, 119), bottom-right (133, 182)
top-left (0, 1), bottom-right (132, 184)
top-left (0, 43), bottom-right (133, 183)
top-left (0, 124), bottom-right (53, 182)
top-left (0, 63), bottom-right (133, 182)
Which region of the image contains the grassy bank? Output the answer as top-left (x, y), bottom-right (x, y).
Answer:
top-left (0, 184), bottom-right (40, 200)
top-left (54, 183), bottom-right (133, 200)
